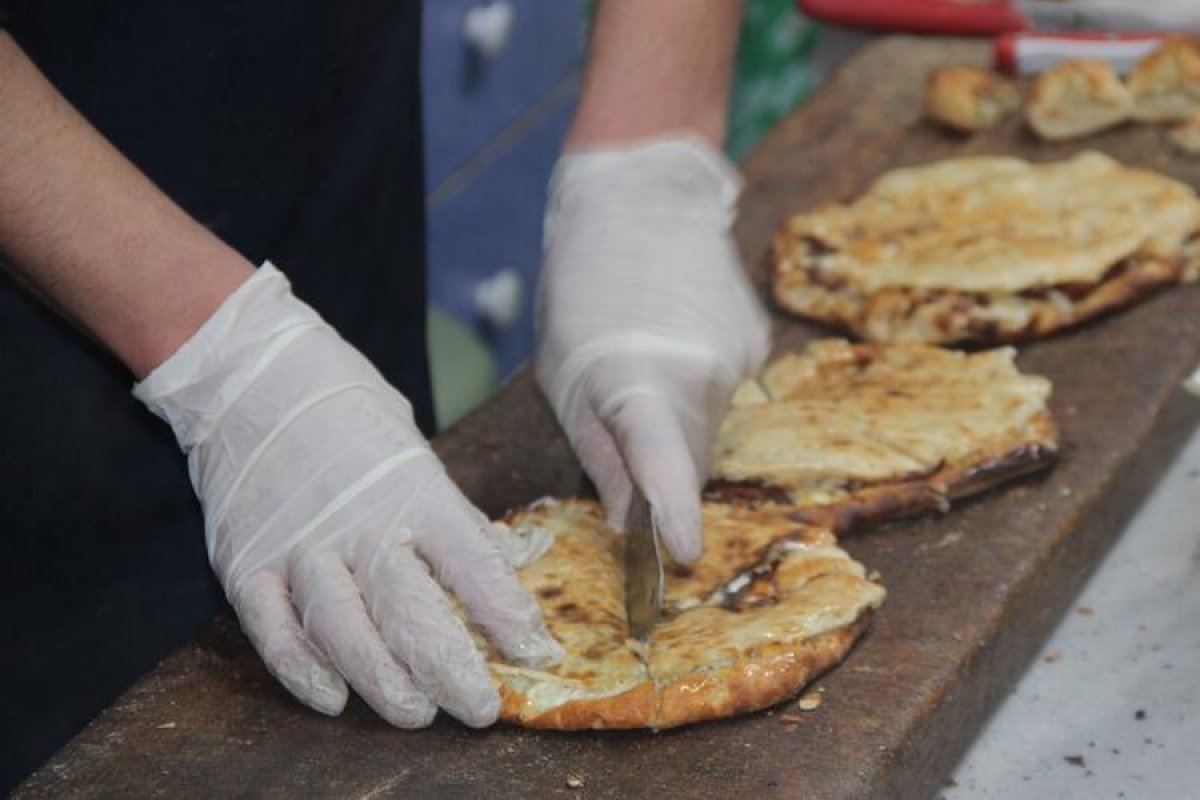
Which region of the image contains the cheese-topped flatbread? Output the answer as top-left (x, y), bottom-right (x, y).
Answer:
top-left (772, 152), bottom-right (1200, 344)
top-left (708, 340), bottom-right (1057, 531)
top-left (490, 499), bottom-right (884, 730)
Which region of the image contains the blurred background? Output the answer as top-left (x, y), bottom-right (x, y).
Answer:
top-left (422, 0), bottom-right (870, 429)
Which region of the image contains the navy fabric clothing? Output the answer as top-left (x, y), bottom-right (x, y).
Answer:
top-left (0, 2), bottom-right (429, 790)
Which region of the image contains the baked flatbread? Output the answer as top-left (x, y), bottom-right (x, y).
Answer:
top-left (925, 65), bottom-right (1020, 133)
top-left (772, 152), bottom-right (1200, 344)
top-left (490, 499), bottom-right (884, 730)
top-left (1026, 59), bottom-right (1132, 141)
top-left (708, 340), bottom-right (1057, 532)
top-left (1129, 37), bottom-right (1200, 123)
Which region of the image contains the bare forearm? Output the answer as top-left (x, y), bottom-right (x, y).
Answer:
top-left (567, 0), bottom-right (744, 150)
top-left (0, 32), bottom-right (254, 377)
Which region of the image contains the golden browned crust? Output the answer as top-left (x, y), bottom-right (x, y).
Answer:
top-left (497, 679), bottom-right (657, 731)
top-left (1130, 37), bottom-right (1200, 123)
top-left (1026, 59), bottom-right (1133, 141)
top-left (924, 65), bottom-right (1020, 133)
top-left (773, 246), bottom-right (1183, 346)
top-left (654, 614), bottom-right (870, 729)
top-left (783, 438), bottom-right (1056, 533)
top-left (489, 500), bottom-right (884, 731)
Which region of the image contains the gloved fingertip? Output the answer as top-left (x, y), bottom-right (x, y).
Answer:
top-left (506, 629), bottom-right (566, 669)
top-left (453, 683), bottom-right (502, 729)
top-left (655, 501), bottom-right (704, 565)
top-left (379, 687), bottom-right (438, 729)
top-left (604, 503), bottom-right (627, 534)
top-left (304, 667), bottom-right (349, 717)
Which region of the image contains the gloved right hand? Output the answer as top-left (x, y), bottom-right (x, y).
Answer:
top-left (133, 263), bottom-right (562, 728)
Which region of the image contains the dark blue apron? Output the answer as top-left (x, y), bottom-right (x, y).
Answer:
top-left (0, 2), bottom-right (430, 788)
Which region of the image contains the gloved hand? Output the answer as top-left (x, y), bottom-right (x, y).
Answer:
top-left (134, 263), bottom-right (562, 728)
top-left (536, 137), bottom-right (771, 564)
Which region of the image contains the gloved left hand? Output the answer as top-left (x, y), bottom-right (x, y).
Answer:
top-left (535, 137), bottom-right (770, 564)
top-left (133, 263), bottom-right (562, 729)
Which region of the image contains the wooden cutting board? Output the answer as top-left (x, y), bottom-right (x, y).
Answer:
top-left (17, 36), bottom-right (1200, 800)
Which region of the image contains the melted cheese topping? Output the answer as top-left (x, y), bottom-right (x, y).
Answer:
top-left (491, 500), bottom-right (883, 725)
top-left (664, 504), bottom-right (833, 610)
top-left (712, 341), bottom-right (1053, 497)
top-left (494, 501), bottom-right (647, 716)
top-left (649, 551), bottom-right (884, 685)
top-left (776, 152), bottom-right (1200, 293)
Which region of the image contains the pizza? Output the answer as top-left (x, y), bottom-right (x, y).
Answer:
top-left (771, 151), bottom-right (1200, 344)
top-left (707, 340), bottom-right (1057, 532)
top-left (488, 499), bottom-right (884, 730)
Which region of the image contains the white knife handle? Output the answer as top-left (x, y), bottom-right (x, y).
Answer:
top-left (994, 32), bottom-right (1171, 77)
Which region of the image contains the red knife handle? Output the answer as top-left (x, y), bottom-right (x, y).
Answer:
top-left (797, 0), bottom-right (1028, 36)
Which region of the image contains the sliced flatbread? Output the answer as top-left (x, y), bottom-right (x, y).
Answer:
top-left (1026, 59), bottom-right (1132, 141)
top-left (771, 151), bottom-right (1200, 344)
top-left (708, 340), bottom-right (1057, 532)
top-left (1129, 37), bottom-right (1200, 123)
top-left (490, 499), bottom-right (884, 730)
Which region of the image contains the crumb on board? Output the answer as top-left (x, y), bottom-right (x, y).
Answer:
top-left (1064, 755), bottom-right (1086, 768)
top-left (797, 691), bottom-right (822, 711)
top-left (566, 774), bottom-right (584, 790)
top-left (1043, 649), bottom-right (1062, 664)
top-left (1077, 605), bottom-right (1095, 616)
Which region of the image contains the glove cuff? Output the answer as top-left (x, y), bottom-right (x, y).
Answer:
top-left (547, 135), bottom-right (743, 226)
top-left (132, 261), bottom-right (326, 451)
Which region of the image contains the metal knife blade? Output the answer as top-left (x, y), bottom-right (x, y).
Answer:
top-left (623, 487), bottom-right (664, 641)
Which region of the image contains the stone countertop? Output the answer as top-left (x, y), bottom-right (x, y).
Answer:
top-left (950, 426), bottom-right (1200, 798)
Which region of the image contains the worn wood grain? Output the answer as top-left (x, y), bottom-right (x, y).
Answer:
top-left (16, 36), bottom-right (1200, 800)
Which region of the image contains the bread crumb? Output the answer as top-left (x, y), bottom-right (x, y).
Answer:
top-left (566, 775), bottom-right (585, 789)
top-left (1043, 649), bottom-right (1063, 664)
top-left (1077, 605), bottom-right (1095, 616)
top-left (797, 692), bottom-right (822, 711)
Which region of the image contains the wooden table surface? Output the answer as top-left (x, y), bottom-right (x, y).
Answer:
top-left (17, 36), bottom-right (1200, 800)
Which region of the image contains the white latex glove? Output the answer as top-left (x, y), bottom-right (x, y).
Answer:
top-left (536, 137), bottom-right (771, 564)
top-left (134, 263), bottom-right (562, 728)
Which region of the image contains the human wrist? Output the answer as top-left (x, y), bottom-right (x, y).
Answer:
top-left (114, 245), bottom-right (257, 379)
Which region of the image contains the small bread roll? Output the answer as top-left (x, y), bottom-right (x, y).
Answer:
top-left (1129, 37), bottom-right (1200, 123)
top-left (1026, 59), bottom-right (1133, 141)
top-left (1169, 111), bottom-right (1200, 156)
top-left (924, 66), bottom-right (1020, 133)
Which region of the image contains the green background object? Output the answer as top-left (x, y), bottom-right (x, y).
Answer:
top-left (427, 307), bottom-right (499, 430)
top-left (728, 1), bottom-right (821, 160)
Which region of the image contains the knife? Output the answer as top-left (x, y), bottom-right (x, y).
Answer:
top-left (623, 487), bottom-right (664, 641)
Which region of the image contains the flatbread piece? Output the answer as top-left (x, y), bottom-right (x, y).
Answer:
top-left (708, 340), bottom-right (1057, 532)
top-left (489, 499), bottom-right (884, 730)
top-left (772, 152), bottom-right (1200, 344)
